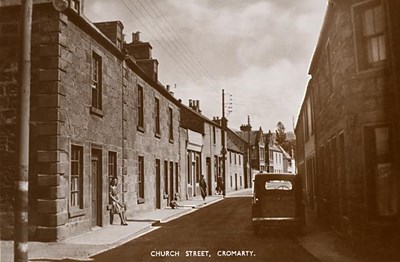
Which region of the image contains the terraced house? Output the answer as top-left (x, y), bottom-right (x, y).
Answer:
top-left (179, 100), bottom-right (224, 199)
top-left (296, 0), bottom-right (400, 245)
top-left (0, 0), bottom-right (180, 241)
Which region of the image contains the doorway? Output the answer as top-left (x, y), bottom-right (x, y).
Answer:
top-left (169, 161), bottom-right (174, 202)
top-left (91, 149), bottom-right (102, 228)
top-left (206, 157), bottom-right (211, 195)
top-left (156, 159), bottom-right (161, 209)
top-left (235, 173), bottom-right (238, 191)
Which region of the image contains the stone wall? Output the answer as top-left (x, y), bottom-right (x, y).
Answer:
top-left (309, 0), bottom-right (399, 239)
top-left (0, 2), bottom-right (182, 241)
top-left (0, 5), bottom-right (19, 239)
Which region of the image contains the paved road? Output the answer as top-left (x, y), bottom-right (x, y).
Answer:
top-left (92, 196), bottom-right (319, 262)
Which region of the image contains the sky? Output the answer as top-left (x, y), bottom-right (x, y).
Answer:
top-left (85, 0), bottom-right (327, 133)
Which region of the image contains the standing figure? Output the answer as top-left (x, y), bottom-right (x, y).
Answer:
top-left (216, 176), bottom-right (223, 195)
top-left (199, 175), bottom-right (207, 201)
top-left (109, 177), bottom-right (128, 225)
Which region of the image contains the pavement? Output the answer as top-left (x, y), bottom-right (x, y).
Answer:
top-left (0, 189), bottom-right (397, 262)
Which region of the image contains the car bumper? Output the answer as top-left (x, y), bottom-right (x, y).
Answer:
top-left (252, 217), bottom-right (304, 228)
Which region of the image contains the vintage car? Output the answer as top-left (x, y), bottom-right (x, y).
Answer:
top-left (251, 173), bottom-right (305, 234)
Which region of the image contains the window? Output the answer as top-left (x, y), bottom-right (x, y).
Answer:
top-left (265, 180), bottom-right (293, 191)
top-left (71, 145), bottom-right (83, 208)
top-left (195, 154), bottom-right (201, 183)
top-left (214, 155), bottom-right (219, 182)
top-left (91, 53), bottom-right (102, 111)
top-left (137, 85), bottom-right (144, 130)
top-left (187, 154), bottom-right (191, 184)
top-left (168, 107), bottom-right (173, 141)
top-left (260, 148), bottom-right (264, 160)
top-left (138, 156), bottom-right (144, 200)
top-left (239, 155), bottom-right (241, 165)
top-left (108, 151), bottom-right (117, 204)
top-left (364, 126), bottom-right (397, 217)
top-left (354, 1), bottom-right (386, 71)
top-left (213, 126), bottom-right (216, 144)
top-left (108, 151), bottom-right (117, 181)
top-left (155, 98), bottom-right (160, 136)
top-left (175, 162), bottom-right (179, 194)
top-left (170, 161), bottom-right (174, 196)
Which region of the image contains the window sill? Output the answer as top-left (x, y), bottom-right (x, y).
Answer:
top-left (137, 126), bottom-right (145, 133)
top-left (169, 138), bottom-right (174, 144)
top-left (355, 65), bottom-right (386, 79)
top-left (69, 208), bottom-right (86, 218)
top-left (155, 133), bottom-right (161, 139)
top-left (137, 197), bottom-right (145, 204)
top-left (90, 107), bottom-right (104, 117)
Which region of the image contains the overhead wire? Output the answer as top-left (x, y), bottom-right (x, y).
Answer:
top-left (120, 0), bottom-right (206, 89)
top-left (120, 0), bottom-right (221, 105)
top-left (144, 0), bottom-right (220, 93)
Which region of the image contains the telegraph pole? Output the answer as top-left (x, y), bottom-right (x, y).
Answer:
top-left (247, 116), bottom-right (251, 188)
top-left (221, 89), bottom-right (227, 197)
top-left (15, 0), bottom-right (33, 261)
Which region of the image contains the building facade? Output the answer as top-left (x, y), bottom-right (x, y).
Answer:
top-left (226, 128), bottom-right (246, 192)
top-left (179, 100), bottom-right (224, 199)
top-left (236, 126), bottom-right (266, 178)
top-left (0, 1), bottom-right (181, 241)
top-left (296, 0), bottom-right (400, 244)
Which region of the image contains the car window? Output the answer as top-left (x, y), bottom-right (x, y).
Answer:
top-left (265, 180), bottom-right (292, 190)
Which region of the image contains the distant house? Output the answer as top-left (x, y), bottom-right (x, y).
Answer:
top-left (279, 145), bottom-right (295, 174)
top-left (236, 125), bottom-right (266, 185)
top-left (179, 100), bottom-right (223, 200)
top-left (264, 132), bottom-right (295, 174)
top-left (226, 128), bottom-right (246, 192)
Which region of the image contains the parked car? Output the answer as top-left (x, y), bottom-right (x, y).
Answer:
top-left (251, 173), bottom-right (304, 234)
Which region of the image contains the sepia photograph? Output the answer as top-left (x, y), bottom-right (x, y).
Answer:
top-left (0, 0), bottom-right (400, 261)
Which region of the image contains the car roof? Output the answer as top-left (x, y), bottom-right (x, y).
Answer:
top-left (254, 173), bottom-right (297, 181)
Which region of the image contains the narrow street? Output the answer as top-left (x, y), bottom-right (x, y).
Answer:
top-left (92, 195), bottom-right (319, 262)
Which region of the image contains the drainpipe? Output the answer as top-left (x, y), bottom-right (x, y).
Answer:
top-left (15, 1), bottom-right (33, 261)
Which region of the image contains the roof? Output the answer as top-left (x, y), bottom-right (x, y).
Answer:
top-left (278, 145), bottom-right (292, 160)
top-left (227, 139), bottom-right (243, 154)
top-left (179, 103), bottom-right (222, 134)
top-left (235, 129), bottom-right (263, 145)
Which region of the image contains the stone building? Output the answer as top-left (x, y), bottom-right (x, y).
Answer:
top-left (179, 100), bottom-right (224, 199)
top-left (236, 125), bottom-right (266, 178)
top-left (226, 128), bottom-right (246, 192)
top-left (264, 132), bottom-right (296, 174)
top-left (0, 0), bottom-right (180, 241)
top-left (296, 0), bottom-right (400, 244)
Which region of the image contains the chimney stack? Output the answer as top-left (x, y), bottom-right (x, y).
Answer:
top-left (188, 99), bottom-right (201, 113)
top-left (132, 31), bottom-right (140, 42)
